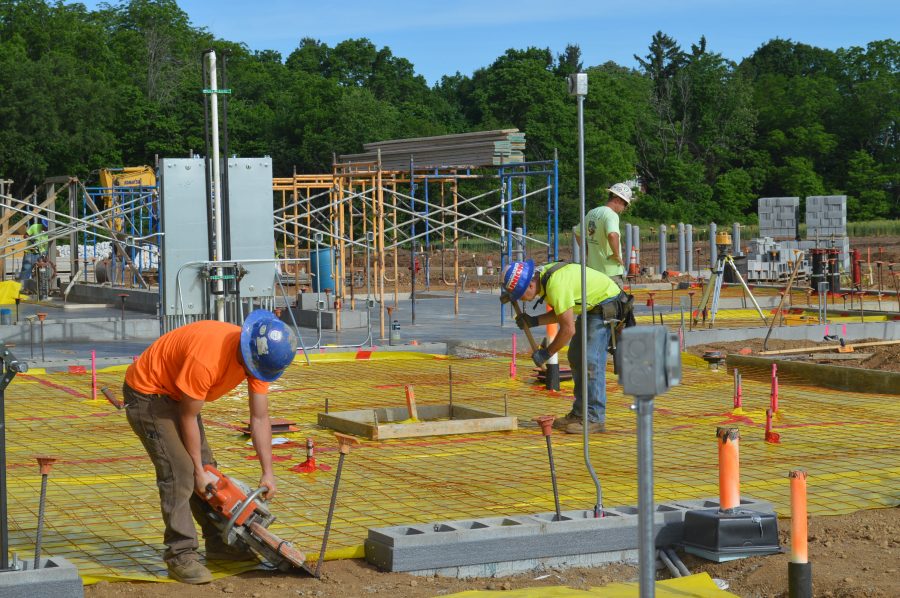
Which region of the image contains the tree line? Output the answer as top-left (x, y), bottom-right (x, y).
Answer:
top-left (1, 0), bottom-right (897, 227)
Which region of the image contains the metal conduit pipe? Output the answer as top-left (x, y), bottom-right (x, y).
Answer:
top-left (657, 549), bottom-right (681, 578)
top-left (665, 547), bottom-right (691, 577)
top-left (570, 73), bottom-right (603, 515)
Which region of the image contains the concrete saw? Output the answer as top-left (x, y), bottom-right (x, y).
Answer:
top-left (197, 465), bottom-right (311, 573)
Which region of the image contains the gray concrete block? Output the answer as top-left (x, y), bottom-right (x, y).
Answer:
top-left (365, 500), bottom-right (731, 573)
top-left (0, 557), bottom-right (84, 598)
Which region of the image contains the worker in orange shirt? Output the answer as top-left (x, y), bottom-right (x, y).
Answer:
top-left (123, 310), bottom-right (297, 584)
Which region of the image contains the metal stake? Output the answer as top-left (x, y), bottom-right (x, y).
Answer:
top-left (33, 456), bottom-right (57, 569)
top-left (314, 434), bottom-right (357, 578)
top-left (448, 365), bottom-right (453, 419)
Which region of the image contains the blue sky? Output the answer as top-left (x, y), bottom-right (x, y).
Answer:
top-left (81, 1), bottom-right (897, 84)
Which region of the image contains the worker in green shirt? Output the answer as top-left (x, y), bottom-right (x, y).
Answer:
top-left (577, 183), bottom-right (633, 288)
top-left (502, 259), bottom-right (631, 434)
top-left (18, 219), bottom-right (49, 283)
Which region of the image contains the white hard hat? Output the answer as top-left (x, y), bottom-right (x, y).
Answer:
top-left (607, 183), bottom-right (633, 204)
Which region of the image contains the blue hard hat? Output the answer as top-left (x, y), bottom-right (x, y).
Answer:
top-left (239, 310), bottom-right (298, 382)
top-left (501, 259), bottom-right (535, 301)
top-left (39, 218), bottom-right (48, 228)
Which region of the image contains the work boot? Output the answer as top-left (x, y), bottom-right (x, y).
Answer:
top-left (167, 552), bottom-right (213, 584)
top-left (552, 413), bottom-right (581, 430)
top-left (205, 538), bottom-right (257, 562)
top-left (565, 421), bottom-right (605, 434)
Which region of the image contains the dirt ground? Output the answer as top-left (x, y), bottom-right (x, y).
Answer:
top-left (82, 507), bottom-right (899, 598)
top-left (687, 338), bottom-right (900, 373)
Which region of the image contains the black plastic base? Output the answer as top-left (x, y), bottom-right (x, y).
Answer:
top-left (789, 561), bottom-right (812, 598)
top-left (682, 508), bottom-right (780, 562)
top-left (544, 363), bottom-right (560, 391)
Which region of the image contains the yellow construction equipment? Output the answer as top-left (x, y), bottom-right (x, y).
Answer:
top-left (98, 166), bottom-right (156, 232)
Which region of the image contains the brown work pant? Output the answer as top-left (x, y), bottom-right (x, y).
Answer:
top-left (123, 383), bottom-right (219, 563)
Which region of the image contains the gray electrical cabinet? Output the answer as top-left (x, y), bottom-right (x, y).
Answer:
top-left (159, 157), bottom-right (209, 319)
top-left (159, 156), bottom-right (275, 330)
top-left (226, 157), bottom-right (275, 299)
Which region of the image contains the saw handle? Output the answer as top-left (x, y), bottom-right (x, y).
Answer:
top-left (501, 293), bottom-right (545, 371)
top-left (221, 485), bottom-right (268, 544)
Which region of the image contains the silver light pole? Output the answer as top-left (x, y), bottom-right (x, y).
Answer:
top-left (207, 50), bottom-right (225, 321)
top-left (568, 72), bottom-right (603, 515)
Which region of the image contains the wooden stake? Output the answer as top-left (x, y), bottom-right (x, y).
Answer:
top-left (404, 385), bottom-right (418, 421)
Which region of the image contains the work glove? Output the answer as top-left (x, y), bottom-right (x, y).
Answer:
top-left (515, 313), bottom-right (540, 330)
top-left (532, 348), bottom-right (551, 367)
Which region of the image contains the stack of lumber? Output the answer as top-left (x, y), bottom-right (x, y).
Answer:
top-left (339, 129), bottom-right (526, 169)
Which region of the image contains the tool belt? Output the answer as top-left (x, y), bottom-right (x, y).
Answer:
top-left (589, 292), bottom-right (635, 326)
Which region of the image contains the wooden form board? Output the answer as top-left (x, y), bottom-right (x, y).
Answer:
top-left (317, 404), bottom-right (517, 440)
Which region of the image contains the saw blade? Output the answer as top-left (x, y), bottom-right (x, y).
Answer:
top-left (247, 521), bottom-right (307, 569)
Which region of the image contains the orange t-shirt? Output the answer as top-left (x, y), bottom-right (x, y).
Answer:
top-left (125, 320), bottom-right (269, 401)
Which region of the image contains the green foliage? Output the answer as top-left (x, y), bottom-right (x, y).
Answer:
top-left (0, 1), bottom-right (897, 227)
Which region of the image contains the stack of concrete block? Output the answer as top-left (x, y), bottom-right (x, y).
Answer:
top-left (365, 497), bottom-right (773, 573)
top-left (758, 197), bottom-right (799, 239)
top-left (806, 195), bottom-right (847, 238)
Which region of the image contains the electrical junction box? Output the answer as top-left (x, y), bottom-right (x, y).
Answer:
top-left (567, 73), bottom-right (588, 96)
top-left (682, 508), bottom-right (780, 562)
top-left (617, 326), bottom-right (681, 396)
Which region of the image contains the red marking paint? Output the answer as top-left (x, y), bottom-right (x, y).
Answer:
top-left (18, 375), bottom-right (89, 399)
top-left (355, 350), bottom-right (373, 360)
top-left (765, 408), bottom-right (781, 444)
top-left (68, 366), bottom-right (87, 375)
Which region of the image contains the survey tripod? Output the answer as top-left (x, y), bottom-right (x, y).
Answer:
top-left (693, 252), bottom-right (768, 328)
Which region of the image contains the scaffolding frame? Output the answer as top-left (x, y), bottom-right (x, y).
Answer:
top-left (273, 156), bottom-right (559, 339)
top-left (0, 177), bottom-right (159, 290)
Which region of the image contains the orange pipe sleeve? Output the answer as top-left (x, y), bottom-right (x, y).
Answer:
top-left (546, 304), bottom-right (558, 343)
top-left (790, 470), bottom-right (809, 563)
top-left (717, 427), bottom-right (741, 510)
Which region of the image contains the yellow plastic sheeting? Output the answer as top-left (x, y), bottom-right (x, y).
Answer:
top-left (445, 573), bottom-right (737, 597)
top-left (3, 352), bottom-right (898, 584)
top-left (0, 280), bottom-right (25, 304)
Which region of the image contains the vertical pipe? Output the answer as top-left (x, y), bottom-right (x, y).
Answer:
top-left (686, 224), bottom-right (693, 275)
top-left (409, 158), bottom-right (416, 325)
top-left (733, 222), bottom-right (741, 256)
top-left (377, 153), bottom-right (386, 339)
top-left (0, 375), bottom-right (8, 570)
top-left (788, 470), bottom-right (812, 598)
top-left (717, 427), bottom-right (740, 511)
top-left (91, 350), bottom-right (97, 401)
top-left (677, 223), bottom-right (685, 273)
top-left (453, 178), bottom-right (459, 316)
top-left (575, 85), bottom-right (603, 516)
top-left (633, 225), bottom-right (640, 271)
top-left (207, 51), bottom-right (225, 322)
top-left (710, 222), bottom-right (718, 268)
top-left (545, 305), bottom-right (560, 391)
top-left (624, 223), bottom-right (633, 272)
top-left (659, 225), bottom-right (667, 275)
top-left (553, 149), bottom-right (559, 260)
top-left (637, 398), bottom-right (655, 598)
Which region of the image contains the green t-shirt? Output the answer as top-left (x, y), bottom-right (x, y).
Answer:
top-left (580, 205), bottom-right (624, 277)
top-left (26, 223), bottom-right (48, 255)
top-left (539, 262), bottom-right (621, 315)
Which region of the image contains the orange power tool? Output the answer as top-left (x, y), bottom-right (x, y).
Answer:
top-left (197, 465), bottom-right (310, 572)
